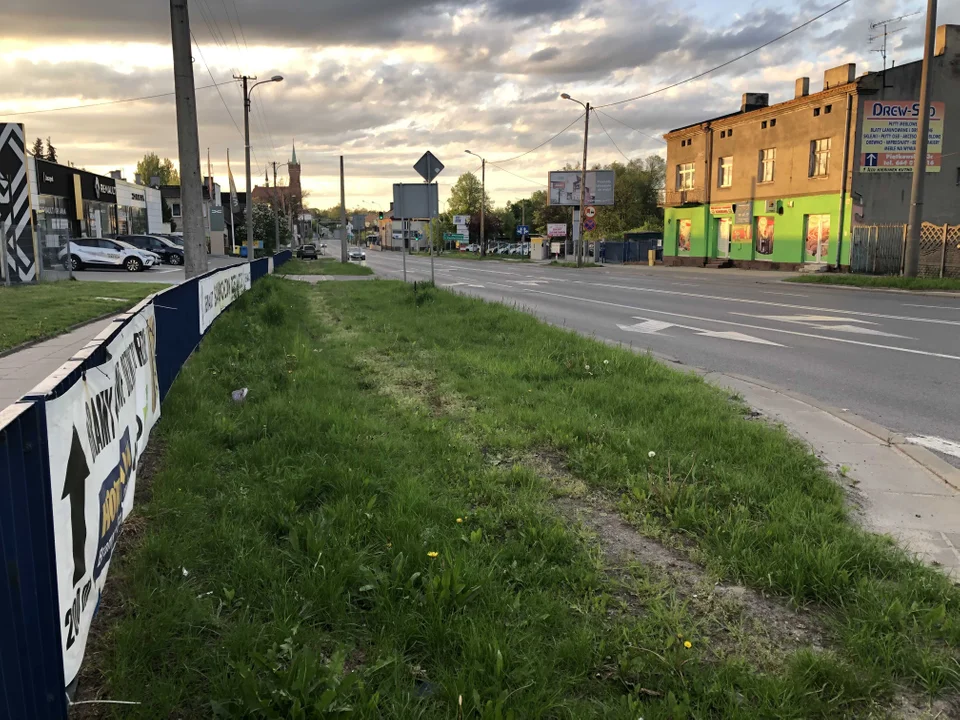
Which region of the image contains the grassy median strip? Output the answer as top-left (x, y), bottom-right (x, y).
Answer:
top-left (275, 257), bottom-right (374, 276)
top-left (786, 274), bottom-right (960, 292)
top-left (0, 281), bottom-right (161, 352)
top-left (87, 278), bottom-right (959, 718)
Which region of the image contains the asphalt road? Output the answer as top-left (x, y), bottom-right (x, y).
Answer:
top-left (366, 251), bottom-right (960, 465)
top-left (63, 255), bottom-right (243, 284)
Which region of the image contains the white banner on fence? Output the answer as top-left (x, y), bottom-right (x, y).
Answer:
top-left (268, 256), bottom-right (275, 274)
top-left (45, 306), bottom-right (161, 686)
top-left (198, 263), bottom-right (251, 333)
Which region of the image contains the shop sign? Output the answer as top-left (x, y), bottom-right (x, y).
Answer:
top-left (709, 204), bottom-right (734, 215)
top-left (734, 203), bottom-right (752, 225)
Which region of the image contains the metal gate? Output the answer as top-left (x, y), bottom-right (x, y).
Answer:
top-left (850, 223), bottom-right (960, 278)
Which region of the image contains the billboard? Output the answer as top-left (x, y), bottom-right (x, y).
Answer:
top-left (392, 183), bottom-right (440, 219)
top-left (0, 123), bottom-right (38, 282)
top-left (198, 263), bottom-right (251, 333)
top-left (548, 170), bottom-right (614, 206)
top-left (860, 101), bottom-right (944, 173)
top-left (547, 223), bottom-right (567, 237)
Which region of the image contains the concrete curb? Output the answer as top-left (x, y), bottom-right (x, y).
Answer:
top-left (781, 280), bottom-right (960, 298)
top-left (0, 310), bottom-right (120, 360)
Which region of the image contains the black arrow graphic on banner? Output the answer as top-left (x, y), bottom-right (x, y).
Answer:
top-left (62, 427), bottom-right (89, 586)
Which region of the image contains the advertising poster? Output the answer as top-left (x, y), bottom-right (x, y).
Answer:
top-left (44, 306), bottom-right (160, 687)
top-left (806, 214), bottom-right (831, 260)
top-left (732, 224), bottom-right (752, 243)
top-left (547, 223), bottom-right (567, 237)
top-left (859, 101), bottom-right (944, 173)
top-left (547, 171), bottom-right (615, 206)
top-left (755, 216), bottom-right (775, 256)
top-left (0, 123), bottom-right (38, 282)
top-left (198, 263), bottom-right (251, 333)
top-left (677, 219), bottom-right (691, 253)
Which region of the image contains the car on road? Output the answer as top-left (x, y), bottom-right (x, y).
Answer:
top-left (297, 244), bottom-right (319, 259)
top-left (348, 247), bottom-right (366, 261)
top-left (59, 238), bottom-right (158, 272)
top-left (119, 234), bottom-right (185, 265)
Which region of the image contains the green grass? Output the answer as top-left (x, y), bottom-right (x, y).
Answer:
top-left (550, 260), bottom-right (602, 268)
top-left (275, 257), bottom-right (374, 276)
top-left (0, 281), bottom-right (161, 352)
top-left (786, 274), bottom-right (960, 291)
top-left (87, 278), bottom-right (960, 718)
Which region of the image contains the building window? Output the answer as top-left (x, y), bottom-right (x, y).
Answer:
top-left (172, 202), bottom-right (182, 217)
top-left (825, 104), bottom-right (832, 114)
top-left (770, 118), bottom-right (777, 127)
top-left (810, 138), bottom-right (831, 177)
top-left (813, 107), bottom-right (821, 117)
top-left (759, 148), bottom-right (776, 183)
top-left (728, 128), bottom-right (733, 136)
top-left (718, 156), bottom-right (733, 188)
top-left (761, 121), bottom-right (768, 129)
top-left (720, 130), bottom-right (726, 139)
top-left (677, 162), bottom-right (695, 190)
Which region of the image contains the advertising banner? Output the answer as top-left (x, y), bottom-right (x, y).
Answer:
top-left (198, 263), bottom-right (251, 333)
top-left (44, 306), bottom-right (160, 687)
top-left (755, 216), bottom-right (775, 256)
top-left (547, 223), bottom-right (568, 237)
top-left (677, 219), bottom-right (691, 253)
top-left (453, 215), bottom-right (470, 226)
top-left (548, 170), bottom-right (615, 206)
top-left (859, 101), bottom-right (944, 173)
top-left (0, 123), bottom-right (38, 283)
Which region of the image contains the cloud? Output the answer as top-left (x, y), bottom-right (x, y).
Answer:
top-left (529, 47), bottom-right (562, 63)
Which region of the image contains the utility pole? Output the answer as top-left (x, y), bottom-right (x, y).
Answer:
top-left (577, 104), bottom-right (590, 267)
top-left (905, 0), bottom-right (937, 277)
top-left (272, 162), bottom-right (279, 251)
top-left (169, 0), bottom-right (207, 278)
top-left (339, 156), bottom-right (348, 263)
top-left (480, 159), bottom-right (486, 257)
top-left (240, 75), bottom-right (254, 263)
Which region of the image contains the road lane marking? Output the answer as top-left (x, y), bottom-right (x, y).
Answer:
top-left (906, 435), bottom-right (960, 460)
top-left (730, 313), bottom-right (912, 338)
top-left (618, 318), bottom-right (785, 346)
top-left (904, 304), bottom-right (960, 310)
top-left (564, 281), bottom-right (960, 327)
top-left (618, 319), bottom-right (674, 334)
top-left (761, 291), bottom-right (809, 298)
top-left (523, 288), bottom-right (960, 361)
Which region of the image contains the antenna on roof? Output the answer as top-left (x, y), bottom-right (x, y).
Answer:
top-left (869, 11), bottom-right (921, 73)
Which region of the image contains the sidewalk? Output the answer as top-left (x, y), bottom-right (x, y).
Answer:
top-left (706, 371), bottom-right (960, 579)
top-left (0, 316), bottom-right (118, 410)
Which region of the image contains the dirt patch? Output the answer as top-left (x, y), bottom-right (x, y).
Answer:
top-left (69, 436), bottom-right (166, 719)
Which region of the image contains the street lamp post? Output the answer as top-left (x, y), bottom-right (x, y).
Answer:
top-left (561, 93), bottom-right (589, 268)
top-left (237, 74), bottom-right (283, 263)
top-left (464, 150), bottom-right (486, 256)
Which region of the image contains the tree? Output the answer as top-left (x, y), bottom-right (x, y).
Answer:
top-left (447, 172), bottom-right (492, 217)
top-left (530, 189), bottom-right (570, 234)
top-left (136, 153), bottom-right (180, 186)
top-left (45, 137), bottom-right (58, 163)
top-left (30, 137), bottom-right (44, 157)
top-left (589, 156), bottom-right (666, 239)
top-left (235, 203), bottom-right (289, 253)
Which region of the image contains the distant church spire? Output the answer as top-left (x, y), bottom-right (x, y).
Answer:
top-left (291, 139), bottom-right (298, 166)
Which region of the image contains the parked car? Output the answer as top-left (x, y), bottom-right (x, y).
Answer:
top-left (465, 244), bottom-right (480, 253)
top-left (297, 244), bottom-right (318, 259)
top-left (348, 247), bottom-right (367, 261)
top-left (118, 234), bottom-right (184, 265)
top-left (59, 238), bottom-right (158, 272)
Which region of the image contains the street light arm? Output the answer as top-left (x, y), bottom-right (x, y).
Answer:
top-left (248, 76), bottom-right (283, 97)
top-left (561, 93), bottom-right (587, 110)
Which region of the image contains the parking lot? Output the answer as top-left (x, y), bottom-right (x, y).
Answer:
top-left (46, 254), bottom-right (244, 284)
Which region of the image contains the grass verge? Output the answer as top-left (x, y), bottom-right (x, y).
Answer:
top-left (85, 278), bottom-right (960, 718)
top-left (0, 281), bottom-right (160, 352)
top-left (786, 274), bottom-right (960, 292)
top-left (550, 260), bottom-right (602, 268)
top-left (275, 257), bottom-right (374, 276)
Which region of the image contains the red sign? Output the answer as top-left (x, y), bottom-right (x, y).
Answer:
top-left (709, 204), bottom-right (734, 215)
top-left (584, 206), bottom-right (597, 219)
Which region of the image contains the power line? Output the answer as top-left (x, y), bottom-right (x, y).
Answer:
top-left (1, 81), bottom-right (237, 117)
top-left (487, 162), bottom-right (544, 187)
top-left (190, 30), bottom-right (244, 141)
top-left (591, 110), bottom-right (630, 162)
top-left (595, 0), bottom-right (854, 109)
top-left (495, 112), bottom-right (585, 164)
top-left (595, 109), bottom-right (666, 144)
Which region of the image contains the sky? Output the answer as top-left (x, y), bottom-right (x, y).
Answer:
top-left (2, 0), bottom-right (958, 211)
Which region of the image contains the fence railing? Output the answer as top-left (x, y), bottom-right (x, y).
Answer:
top-left (850, 223), bottom-right (959, 278)
top-left (0, 249), bottom-right (291, 719)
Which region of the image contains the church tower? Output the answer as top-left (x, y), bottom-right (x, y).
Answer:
top-left (288, 140), bottom-right (302, 203)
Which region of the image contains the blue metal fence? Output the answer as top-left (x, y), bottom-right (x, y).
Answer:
top-left (0, 251), bottom-right (292, 719)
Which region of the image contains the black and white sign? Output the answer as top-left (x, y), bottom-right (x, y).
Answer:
top-left (45, 306), bottom-right (161, 686)
top-left (198, 263), bottom-right (251, 333)
top-left (548, 170), bottom-right (615, 206)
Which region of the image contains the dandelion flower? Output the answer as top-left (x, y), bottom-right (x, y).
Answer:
top-left (427, 551), bottom-right (439, 558)
top-left (603, 360), bottom-right (609, 365)
top-left (456, 518), bottom-right (463, 523)
top-left (648, 451), bottom-right (656, 458)
top-left (684, 641), bottom-right (692, 649)
top-left (585, 364), bottom-right (591, 371)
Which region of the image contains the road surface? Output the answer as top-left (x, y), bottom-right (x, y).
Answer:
top-left (62, 255), bottom-right (243, 284)
top-left (365, 251), bottom-right (960, 466)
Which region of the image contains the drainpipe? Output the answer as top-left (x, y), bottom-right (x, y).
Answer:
top-left (836, 91), bottom-right (854, 271)
top-left (703, 122), bottom-right (713, 265)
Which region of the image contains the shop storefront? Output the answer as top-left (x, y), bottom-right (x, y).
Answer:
top-left (115, 180), bottom-right (162, 235)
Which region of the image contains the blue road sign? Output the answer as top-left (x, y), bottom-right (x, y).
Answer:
top-left (865, 153), bottom-right (879, 167)
top-left (516, 225), bottom-right (529, 236)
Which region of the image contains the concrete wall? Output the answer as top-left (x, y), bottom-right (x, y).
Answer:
top-left (851, 27), bottom-right (960, 226)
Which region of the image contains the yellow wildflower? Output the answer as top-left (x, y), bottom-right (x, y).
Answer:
top-left (684, 641), bottom-right (692, 649)
top-left (456, 518), bottom-right (463, 523)
top-left (427, 551), bottom-right (439, 558)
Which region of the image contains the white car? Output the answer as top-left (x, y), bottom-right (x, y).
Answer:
top-left (348, 247), bottom-right (366, 261)
top-left (60, 238), bottom-right (158, 272)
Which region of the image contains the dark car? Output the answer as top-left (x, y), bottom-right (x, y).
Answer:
top-left (297, 244), bottom-right (318, 259)
top-left (118, 234), bottom-right (185, 265)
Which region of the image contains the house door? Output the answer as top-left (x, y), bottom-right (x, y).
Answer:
top-left (717, 218), bottom-right (731, 258)
top-left (805, 214), bottom-right (831, 263)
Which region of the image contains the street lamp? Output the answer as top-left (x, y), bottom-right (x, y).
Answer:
top-left (240, 74), bottom-right (283, 262)
top-left (464, 150), bottom-right (487, 256)
top-left (561, 93), bottom-right (590, 268)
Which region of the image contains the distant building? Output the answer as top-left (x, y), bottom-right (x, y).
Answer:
top-left (662, 25), bottom-right (960, 270)
top-left (251, 142), bottom-right (301, 211)
top-left (160, 178), bottom-right (224, 254)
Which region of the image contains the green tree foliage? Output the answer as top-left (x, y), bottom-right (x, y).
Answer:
top-left (446, 172), bottom-right (492, 217)
top-left (529, 189), bottom-right (571, 234)
top-left (31, 137), bottom-right (45, 157)
top-left (590, 156), bottom-right (665, 238)
top-left (235, 204), bottom-right (290, 252)
top-left (136, 153), bottom-right (180, 186)
top-left (45, 137), bottom-right (58, 163)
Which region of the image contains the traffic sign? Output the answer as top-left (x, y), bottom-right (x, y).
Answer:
top-left (453, 214), bottom-right (471, 225)
top-left (584, 206), bottom-right (597, 219)
top-left (516, 225), bottom-right (529, 236)
top-left (444, 233), bottom-right (466, 241)
top-left (584, 218), bottom-right (597, 231)
top-left (414, 151), bottom-right (444, 183)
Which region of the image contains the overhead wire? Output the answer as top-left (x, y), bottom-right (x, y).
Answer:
top-left (189, 30), bottom-right (244, 141)
top-left (494, 112), bottom-right (585, 164)
top-left (487, 162), bottom-right (544, 188)
top-left (0, 82), bottom-right (237, 117)
top-left (595, 0), bottom-right (854, 109)
top-left (591, 110), bottom-right (630, 163)
top-left (594, 109), bottom-right (666, 144)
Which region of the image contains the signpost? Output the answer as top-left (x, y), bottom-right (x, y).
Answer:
top-left (584, 206), bottom-right (597, 219)
top-left (547, 170), bottom-right (615, 206)
top-left (547, 223), bottom-right (567, 237)
top-left (414, 151), bottom-right (444, 283)
top-left (859, 101), bottom-right (944, 173)
top-left (516, 224), bottom-right (529, 236)
top-left (584, 218), bottom-right (597, 232)
top-left (453, 214), bottom-right (470, 226)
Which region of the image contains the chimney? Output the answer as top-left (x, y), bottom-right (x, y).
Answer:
top-left (741, 92), bottom-right (769, 113)
top-left (935, 24), bottom-right (960, 56)
top-left (795, 77), bottom-right (810, 98)
top-left (150, 175), bottom-right (161, 187)
top-left (823, 63), bottom-right (856, 89)
top-left (135, 173), bottom-right (143, 185)
top-left (109, 170), bottom-right (123, 180)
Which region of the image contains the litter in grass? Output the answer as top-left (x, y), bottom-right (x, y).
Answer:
top-left (231, 387), bottom-right (248, 403)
